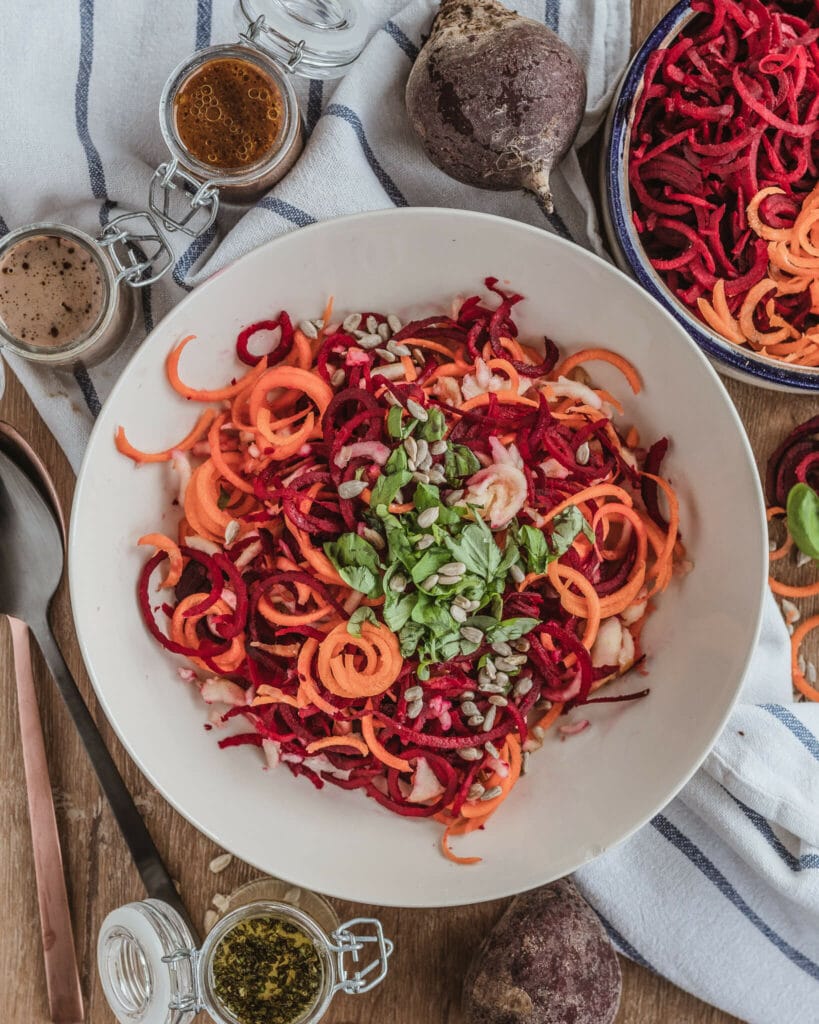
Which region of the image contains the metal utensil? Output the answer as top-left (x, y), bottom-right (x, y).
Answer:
top-left (0, 422), bottom-right (82, 1023)
top-left (0, 446), bottom-right (195, 936)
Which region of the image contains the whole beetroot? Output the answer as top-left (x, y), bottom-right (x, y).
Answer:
top-left (405, 0), bottom-right (587, 213)
top-left (462, 878), bottom-right (622, 1024)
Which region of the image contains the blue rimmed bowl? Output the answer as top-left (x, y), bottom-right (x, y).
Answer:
top-left (603, 0), bottom-right (819, 393)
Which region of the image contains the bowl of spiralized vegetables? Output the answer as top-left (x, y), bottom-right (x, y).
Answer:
top-left (69, 208), bottom-right (766, 907)
top-left (605, 0), bottom-right (819, 392)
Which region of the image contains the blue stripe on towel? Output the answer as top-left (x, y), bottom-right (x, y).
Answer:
top-left (544, 0), bottom-right (560, 31)
top-left (256, 197), bottom-right (317, 228)
top-left (384, 20), bottom-right (419, 60)
top-left (652, 813), bottom-right (819, 980)
top-left (173, 223), bottom-right (218, 291)
top-left (306, 80), bottom-right (324, 137)
top-left (195, 0), bottom-right (212, 50)
top-left (725, 791), bottom-right (819, 872)
top-left (74, 362), bottom-right (101, 417)
top-left (593, 908), bottom-right (656, 972)
top-left (761, 704), bottom-right (819, 762)
top-left (325, 104), bottom-right (408, 207)
top-left (75, 0), bottom-right (107, 200)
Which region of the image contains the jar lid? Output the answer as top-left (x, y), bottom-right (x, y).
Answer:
top-left (98, 900), bottom-right (199, 1024)
top-left (235, 0), bottom-right (370, 78)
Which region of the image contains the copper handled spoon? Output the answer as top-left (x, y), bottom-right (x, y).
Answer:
top-left (0, 432), bottom-right (196, 959)
top-left (0, 422), bottom-right (82, 1024)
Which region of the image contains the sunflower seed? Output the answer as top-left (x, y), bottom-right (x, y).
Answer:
top-left (460, 625), bottom-right (484, 645)
top-left (225, 519), bottom-right (240, 546)
top-left (808, 662), bottom-right (817, 684)
top-left (459, 690), bottom-right (475, 701)
top-left (378, 323), bottom-right (392, 342)
top-left (495, 657), bottom-right (523, 673)
top-left (495, 671), bottom-right (510, 687)
top-left (407, 698), bottom-right (424, 719)
top-left (343, 313), bottom-right (362, 332)
top-left (387, 313), bottom-right (403, 333)
top-left (384, 390), bottom-right (402, 407)
top-left (338, 479), bottom-right (368, 499)
top-left (467, 714), bottom-right (485, 727)
top-left (478, 681), bottom-right (505, 694)
top-left (491, 640), bottom-right (513, 657)
top-left (782, 598), bottom-right (801, 623)
top-left (798, 653), bottom-right (807, 675)
top-left (533, 725), bottom-right (546, 740)
top-left (796, 550), bottom-right (814, 568)
top-left (537, 699), bottom-right (553, 712)
top-left (412, 471), bottom-right (431, 485)
top-left (212, 892), bottom-right (230, 913)
top-left (440, 561), bottom-right (467, 576)
top-left (484, 741), bottom-right (500, 758)
top-left (509, 564), bottom-right (526, 583)
top-left (404, 685), bottom-right (423, 702)
top-left (406, 398), bottom-right (429, 422)
top-left (406, 458), bottom-right (418, 472)
top-left (375, 347), bottom-right (397, 363)
top-left (330, 368), bottom-right (346, 388)
top-left (769, 540), bottom-right (778, 553)
top-left (488, 695), bottom-right (508, 707)
top-left (412, 347), bottom-right (426, 365)
top-left (460, 700), bottom-right (479, 717)
top-left (389, 573), bottom-right (409, 593)
top-left (204, 909), bottom-right (219, 932)
top-left (353, 329), bottom-right (368, 339)
top-left (467, 783), bottom-right (485, 801)
top-left (209, 853), bottom-right (233, 873)
top-left (421, 574), bottom-right (440, 589)
top-left (427, 441), bottom-right (446, 457)
top-left (299, 319), bottom-right (318, 339)
top-left (415, 438), bottom-right (429, 464)
top-left (787, 622), bottom-right (795, 636)
top-left (366, 315), bottom-right (378, 333)
top-left (417, 506), bottom-right (440, 528)
top-left (428, 468), bottom-right (447, 486)
top-left (416, 534), bottom-right (435, 550)
top-left (403, 436), bottom-right (418, 461)
top-left (371, 363), bottom-right (406, 380)
top-left (445, 489), bottom-right (465, 506)
top-left (387, 340), bottom-right (411, 357)
top-left (454, 594), bottom-right (472, 610)
top-left (415, 452), bottom-right (433, 472)
top-left (457, 747), bottom-right (482, 761)
top-left (358, 333), bottom-right (382, 349)
top-left (465, 599), bottom-right (481, 611)
top-left (511, 638), bottom-right (531, 653)
top-left (576, 441), bottom-right (590, 465)
top-left (450, 604), bottom-right (468, 623)
top-left (513, 676), bottom-right (534, 697)
top-left (481, 785), bottom-right (503, 801)
top-left (361, 527), bottom-right (385, 550)
top-left (484, 660), bottom-right (497, 680)
top-left (521, 751), bottom-right (531, 775)
top-left (482, 705), bottom-right (498, 731)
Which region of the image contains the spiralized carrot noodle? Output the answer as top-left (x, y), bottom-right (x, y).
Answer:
top-left (126, 278), bottom-right (684, 862)
top-left (791, 616), bottom-right (819, 703)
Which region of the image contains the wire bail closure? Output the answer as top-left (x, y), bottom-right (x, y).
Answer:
top-left (329, 917), bottom-right (394, 996)
top-left (97, 210), bottom-right (175, 288)
top-left (149, 159), bottom-right (221, 238)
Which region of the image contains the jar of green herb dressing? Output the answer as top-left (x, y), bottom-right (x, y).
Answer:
top-left (97, 878), bottom-right (393, 1024)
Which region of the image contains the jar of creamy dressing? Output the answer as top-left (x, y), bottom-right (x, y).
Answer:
top-left (97, 877), bottom-right (393, 1024)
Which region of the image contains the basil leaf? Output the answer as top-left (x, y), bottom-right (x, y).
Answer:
top-left (339, 565), bottom-right (378, 595)
top-left (518, 524), bottom-right (550, 573)
top-left (488, 617), bottom-right (540, 642)
top-left (444, 443), bottom-right (481, 482)
top-left (497, 539), bottom-right (520, 576)
top-left (385, 446), bottom-right (409, 474)
top-left (417, 407), bottom-right (446, 442)
top-left (550, 505), bottom-right (592, 557)
top-left (787, 483), bottom-right (819, 560)
top-left (413, 482), bottom-right (441, 510)
top-left (347, 606), bottom-right (378, 636)
top-left (369, 470), bottom-right (412, 508)
top-left (324, 533), bottom-right (382, 597)
top-left (445, 516), bottom-right (501, 581)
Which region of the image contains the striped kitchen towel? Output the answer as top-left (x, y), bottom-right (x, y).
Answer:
top-left (1, 3), bottom-right (817, 1022)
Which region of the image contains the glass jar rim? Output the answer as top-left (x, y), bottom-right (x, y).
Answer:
top-left (158, 43), bottom-right (300, 188)
top-left (199, 900), bottom-right (337, 1024)
top-left (0, 223), bottom-right (117, 363)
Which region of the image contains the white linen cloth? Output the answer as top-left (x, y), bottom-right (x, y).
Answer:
top-left (0, 3), bottom-right (817, 1021)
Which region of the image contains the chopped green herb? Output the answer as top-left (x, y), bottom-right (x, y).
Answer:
top-left (323, 533), bottom-right (383, 598)
top-left (347, 605), bottom-right (378, 636)
top-left (212, 915), bottom-right (322, 1024)
top-left (217, 486), bottom-right (232, 510)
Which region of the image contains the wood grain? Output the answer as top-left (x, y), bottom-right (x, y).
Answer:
top-left (1, 2), bottom-right (816, 1020)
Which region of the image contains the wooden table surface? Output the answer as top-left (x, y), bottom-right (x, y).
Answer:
top-left (2, 2), bottom-right (817, 1021)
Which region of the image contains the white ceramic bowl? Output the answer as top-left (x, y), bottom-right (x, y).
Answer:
top-left (603, 0), bottom-right (819, 394)
top-left (69, 209), bottom-right (766, 907)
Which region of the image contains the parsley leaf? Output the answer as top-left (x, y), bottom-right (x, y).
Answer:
top-left (323, 533), bottom-right (383, 598)
top-left (347, 606), bottom-right (378, 636)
